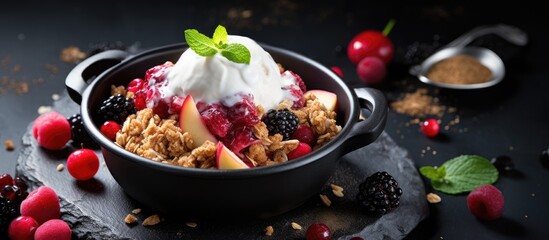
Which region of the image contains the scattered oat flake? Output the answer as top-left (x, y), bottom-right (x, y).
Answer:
top-left (330, 183), bottom-right (344, 192)
top-left (37, 105), bottom-right (52, 114)
top-left (4, 140), bottom-right (14, 151)
top-left (320, 194), bottom-right (332, 207)
top-left (332, 189), bottom-right (344, 198)
top-left (427, 193), bottom-right (441, 203)
top-left (124, 214), bottom-right (138, 225)
top-left (56, 164), bottom-right (64, 171)
top-left (291, 222), bottom-right (302, 230)
top-left (142, 214), bottom-right (160, 226)
top-left (52, 93), bottom-right (60, 101)
top-left (265, 226), bottom-right (274, 236)
top-left (186, 222), bottom-right (197, 228)
top-left (131, 208), bottom-right (141, 214)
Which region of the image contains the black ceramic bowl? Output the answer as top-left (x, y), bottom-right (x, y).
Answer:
top-left (66, 43), bottom-right (387, 219)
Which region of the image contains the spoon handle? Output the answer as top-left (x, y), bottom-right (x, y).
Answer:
top-left (444, 24), bottom-right (529, 49)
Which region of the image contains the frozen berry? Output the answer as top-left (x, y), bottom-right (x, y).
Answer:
top-left (8, 216), bottom-right (39, 240)
top-left (421, 118), bottom-right (440, 138)
top-left (291, 125), bottom-right (316, 147)
top-left (32, 111), bottom-right (71, 150)
top-left (34, 219), bottom-right (71, 240)
top-left (288, 143), bottom-right (313, 160)
top-left (356, 56), bottom-right (386, 85)
top-left (331, 66), bottom-right (344, 78)
top-left (263, 109), bottom-right (299, 140)
top-left (67, 149), bottom-right (100, 181)
top-left (97, 94), bottom-right (136, 124)
top-left (100, 121), bottom-right (121, 140)
top-left (127, 78), bottom-right (144, 93)
top-left (0, 173), bottom-right (13, 188)
top-left (357, 171), bottom-right (402, 215)
top-left (20, 186), bottom-right (60, 224)
top-left (306, 223), bottom-right (331, 240)
top-left (467, 184), bottom-right (504, 220)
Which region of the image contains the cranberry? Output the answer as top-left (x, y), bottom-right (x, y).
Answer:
top-left (287, 143), bottom-right (313, 160)
top-left (66, 149), bottom-right (100, 181)
top-left (0, 173), bottom-right (13, 188)
top-left (330, 66), bottom-right (344, 78)
top-left (100, 121), bottom-right (121, 140)
top-left (8, 216), bottom-right (39, 240)
top-left (347, 30), bottom-right (394, 65)
top-left (306, 223), bottom-right (331, 240)
top-left (356, 56), bottom-right (386, 85)
top-left (421, 118), bottom-right (440, 138)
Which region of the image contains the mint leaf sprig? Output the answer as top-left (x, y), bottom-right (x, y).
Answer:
top-left (184, 25), bottom-right (251, 64)
top-left (419, 155), bottom-right (499, 194)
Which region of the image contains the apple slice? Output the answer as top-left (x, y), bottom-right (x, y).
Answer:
top-left (179, 95), bottom-right (217, 148)
top-left (215, 142), bottom-right (250, 169)
top-left (306, 90), bottom-right (337, 112)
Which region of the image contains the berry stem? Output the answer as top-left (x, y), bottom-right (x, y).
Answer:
top-left (382, 19), bottom-right (396, 36)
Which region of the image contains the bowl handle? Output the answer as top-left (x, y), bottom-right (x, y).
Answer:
top-left (65, 50), bottom-right (129, 104)
top-left (341, 87), bottom-right (388, 155)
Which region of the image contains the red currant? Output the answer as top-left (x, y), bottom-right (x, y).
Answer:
top-left (100, 121), bottom-right (121, 140)
top-left (66, 149), bottom-right (100, 181)
top-left (421, 118), bottom-right (440, 138)
top-left (306, 223), bottom-right (331, 240)
top-left (8, 216), bottom-right (39, 240)
top-left (357, 56), bottom-right (386, 85)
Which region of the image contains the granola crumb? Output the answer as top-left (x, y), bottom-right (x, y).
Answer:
top-left (320, 194), bottom-right (331, 207)
top-left (60, 46), bottom-right (87, 63)
top-left (37, 105), bottom-right (52, 114)
top-left (131, 208), bottom-right (142, 214)
top-left (264, 225), bottom-right (274, 236)
top-left (142, 214), bottom-right (161, 226)
top-left (124, 214), bottom-right (138, 225)
top-left (427, 193), bottom-right (441, 203)
top-left (4, 140), bottom-right (14, 151)
top-left (56, 164), bottom-right (64, 171)
top-left (290, 222), bottom-right (302, 230)
top-left (186, 222), bottom-right (197, 228)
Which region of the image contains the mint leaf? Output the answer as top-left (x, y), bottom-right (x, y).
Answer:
top-left (419, 166), bottom-right (444, 180)
top-left (184, 29), bottom-right (218, 56)
top-left (420, 155), bottom-right (498, 194)
top-left (220, 43), bottom-right (251, 64)
top-left (212, 25), bottom-right (228, 45)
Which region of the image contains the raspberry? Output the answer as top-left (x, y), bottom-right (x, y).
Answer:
top-left (67, 113), bottom-right (96, 148)
top-left (34, 219), bottom-right (71, 240)
top-left (287, 143), bottom-right (312, 160)
top-left (201, 104), bottom-right (231, 138)
top-left (283, 70), bottom-right (307, 92)
top-left (291, 125), bottom-right (316, 146)
top-left (263, 109), bottom-right (299, 140)
top-left (100, 121), bottom-right (121, 141)
top-left (305, 223), bottom-right (331, 240)
top-left (97, 94), bottom-right (136, 124)
top-left (467, 184), bottom-right (504, 220)
top-left (66, 149), bottom-right (100, 181)
top-left (20, 186), bottom-right (60, 225)
top-left (126, 78), bottom-right (144, 93)
top-left (357, 171), bottom-right (402, 215)
top-left (32, 111), bottom-right (71, 150)
top-left (225, 94), bottom-right (259, 127)
top-left (8, 216), bottom-right (39, 240)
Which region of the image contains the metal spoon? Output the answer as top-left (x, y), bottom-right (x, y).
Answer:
top-left (409, 24), bottom-right (528, 89)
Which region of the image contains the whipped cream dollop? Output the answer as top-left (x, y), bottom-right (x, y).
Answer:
top-left (161, 35), bottom-right (288, 109)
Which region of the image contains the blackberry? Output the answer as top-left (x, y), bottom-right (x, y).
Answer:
top-left (0, 197), bottom-right (19, 238)
top-left (98, 94), bottom-right (136, 124)
top-left (357, 171), bottom-right (402, 215)
top-left (263, 109), bottom-right (299, 140)
top-left (68, 113), bottom-right (97, 148)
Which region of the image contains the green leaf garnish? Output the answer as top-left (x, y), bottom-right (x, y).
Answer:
top-left (420, 155), bottom-right (499, 194)
top-left (183, 25), bottom-right (251, 64)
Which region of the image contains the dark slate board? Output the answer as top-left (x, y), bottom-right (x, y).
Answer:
top-left (16, 91), bottom-right (428, 240)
